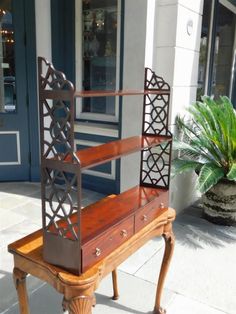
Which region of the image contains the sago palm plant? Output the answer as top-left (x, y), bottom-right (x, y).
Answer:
top-left (172, 96), bottom-right (236, 194)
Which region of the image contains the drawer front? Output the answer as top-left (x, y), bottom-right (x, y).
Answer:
top-left (82, 216), bottom-right (134, 272)
top-left (135, 191), bottom-right (169, 232)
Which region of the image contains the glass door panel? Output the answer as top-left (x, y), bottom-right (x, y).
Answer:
top-left (82, 0), bottom-right (118, 120)
top-left (0, 2), bottom-right (16, 113)
top-left (211, 3), bottom-right (236, 97)
top-left (0, 0), bottom-right (30, 181)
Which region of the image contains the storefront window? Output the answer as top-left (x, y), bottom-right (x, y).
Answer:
top-left (82, 0), bottom-right (118, 119)
top-left (198, 0), bottom-right (236, 100)
top-left (211, 3), bottom-right (236, 98)
top-left (197, 0), bottom-right (211, 100)
top-left (0, 1), bottom-right (16, 113)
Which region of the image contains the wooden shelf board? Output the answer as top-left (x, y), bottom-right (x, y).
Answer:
top-left (73, 135), bottom-right (171, 170)
top-left (74, 89), bottom-right (170, 98)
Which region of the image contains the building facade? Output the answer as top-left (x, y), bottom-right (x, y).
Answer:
top-left (0, 0), bottom-right (235, 211)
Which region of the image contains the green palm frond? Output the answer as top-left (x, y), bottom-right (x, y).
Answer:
top-left (227, 163), bottom-right (236, 181)
top-left (171, 159), bottom-right (203, 178)
top-left (172, 96), bottom-right (236, 193)
top-left (197, 163), bottom-right (225, 193)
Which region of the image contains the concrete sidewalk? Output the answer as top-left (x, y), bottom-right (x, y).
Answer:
top-left (0, 182), bottom-right (236, 314)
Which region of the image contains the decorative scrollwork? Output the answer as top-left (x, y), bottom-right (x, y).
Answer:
top-left (38, 57), bottom-right (78, 163)
top-left (145, 67), bottom-right (170, 91)
top-left (38, 57), bottom-right (80, 243)
top-left (140, 142), bottom-right (172, 189)
top-left (38, 57), bottom-right (74, 92)
top-left (140, 68), bottom-right (172, 189)
top-left (43, 167), bottom-right (80, 241)
top-left (143, 68), bottom-right (171, 137)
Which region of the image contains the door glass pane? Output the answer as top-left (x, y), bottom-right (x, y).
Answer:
top-left (82, 0), bottom-right (118, 116)
top-left (211, 3), bottom-right (236, 98)
top-left (197, 0), bottom-right (211, 100)
top-left (0, 0), bottom-right (16, 113)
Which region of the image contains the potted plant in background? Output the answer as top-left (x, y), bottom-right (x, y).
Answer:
top-left (172, 96), bottom-right (236, 225)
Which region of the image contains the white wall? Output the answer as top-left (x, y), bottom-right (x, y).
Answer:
top-left (35, 0), bottom-right (52, 61)
top-left (120, 0), bottom-right (148, 192)
top-left (147, 0), bottom-right (204, 212)
top-left (35, 0), bottom-right (52, 153)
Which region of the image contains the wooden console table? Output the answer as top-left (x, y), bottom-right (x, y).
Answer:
top-left (8, 207), bottom-right (175, 314)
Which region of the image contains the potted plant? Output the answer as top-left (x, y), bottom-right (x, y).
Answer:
top-left (172, 96), bottom-right (236, 225)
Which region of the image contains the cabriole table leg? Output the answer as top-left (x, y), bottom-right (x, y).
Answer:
top-left (112, 269), bottom-right (119, 300)
top-left (13, 267), bottom-right (30, 314)
top-left (154, 223), bottom-right (175, 314)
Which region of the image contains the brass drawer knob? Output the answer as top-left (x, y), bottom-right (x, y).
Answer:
top-left (142, 214), bottom-right (148, 221)
top-left (120, 229), bottom-right (128, 237)
top-left (94, 248), bottom-right (101, 257)
top-left (160, 202), bottom-right (164, 209)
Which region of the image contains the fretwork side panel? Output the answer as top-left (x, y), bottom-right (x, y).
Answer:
top-left (38, 57), bottom-right (77, 161)
top-left (42, 167), bottom-right (80, 240)
top-left (140, 68), bottom-right (172, 189)
top-left (38, 57), bottom-right (82, 273)
top-left (140, 142), bottom-right (172, 189)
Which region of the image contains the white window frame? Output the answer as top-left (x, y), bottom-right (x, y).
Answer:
top-left (75, 0), bottom-right (121, 122)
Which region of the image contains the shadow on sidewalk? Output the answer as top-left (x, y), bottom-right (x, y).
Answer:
top-left (174, 203), bottom-right (236, 249)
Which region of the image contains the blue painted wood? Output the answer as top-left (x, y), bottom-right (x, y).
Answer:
top-left (25, 0), bottom-right (40, 181)
top-left (75, 132), bottom-right (118, 143)
top-left (82, 174), bottom-right (116, 195)
top-left (51, 0), bottom-right (75, 83)
top-left (0, 0), bottom-right (30, 181)
top-left (0, 134), bottom-right (18, 163)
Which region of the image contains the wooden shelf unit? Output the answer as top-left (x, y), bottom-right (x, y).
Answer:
top-left (38, 57), bottom-right (172, 275)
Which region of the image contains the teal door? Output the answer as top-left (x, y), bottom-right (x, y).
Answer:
top-left (0, 0), bottom-right (30, 180)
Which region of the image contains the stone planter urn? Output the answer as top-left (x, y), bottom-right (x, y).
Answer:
top-left (202, 180), bottom-right (236, 226)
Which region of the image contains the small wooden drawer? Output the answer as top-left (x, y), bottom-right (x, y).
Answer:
top-left (135, 191), bottom-right (169, 232)
top-left (82, 216), bottom-right (134, 272)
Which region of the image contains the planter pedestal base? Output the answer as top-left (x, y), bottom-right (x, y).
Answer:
top-left (202, 181), bottom-right (236, 226)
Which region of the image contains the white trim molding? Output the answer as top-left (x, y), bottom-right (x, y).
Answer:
top-left (74, 121), bottom-right (119, 138)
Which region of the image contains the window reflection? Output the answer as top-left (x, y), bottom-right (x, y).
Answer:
top-left (198, 1), bottom-right (236, 100)
top-left (82, 0), bottom-right (118, 116)
top-left (0, 1), bottom-right (16, 113)
top-left (197, 0), bottom-right (211, 100)
top-left (211, 3), bottom-right (235, 98)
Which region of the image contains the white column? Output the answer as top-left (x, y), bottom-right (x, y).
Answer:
top-left (35, 0), bottom-right (52, 151)
top-left (149, 0), bottom-right (204, 212)
top-left (35, 0), bottom-right (52, 61)
top-left (120, 0), bottom-right (148, 192)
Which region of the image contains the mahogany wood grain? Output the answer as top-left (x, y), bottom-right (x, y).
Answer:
top-left (135, 190), bottom-right (168, 232)
top-left (82, 216), bottom-right (134, 272)
top-left (80, 186), bottom-right (168, 244)
top-left (74, 89), bottom-right (170, 98)
top-left (74, 135), bottom-right (171, 170)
